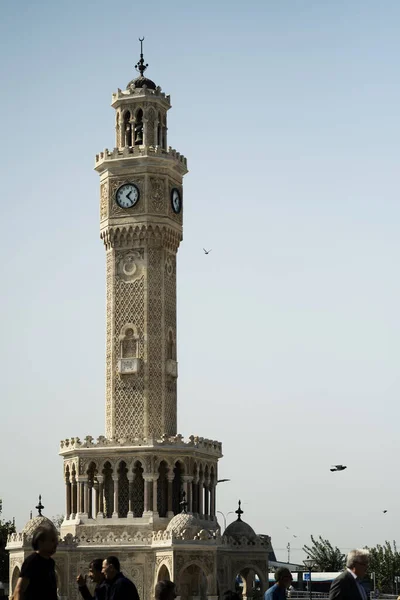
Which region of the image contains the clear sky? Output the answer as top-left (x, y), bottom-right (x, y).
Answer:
top-left (1, 0), bottom-right (400, 565)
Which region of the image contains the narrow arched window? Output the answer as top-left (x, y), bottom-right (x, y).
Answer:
top-left (124, 111), bottom-right (132, 146)
top-left (135, 109), bottom-right (143, 145)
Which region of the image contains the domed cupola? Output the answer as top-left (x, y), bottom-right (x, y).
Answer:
top-left (22, 496), bottom-right (57, 539)
top-left (223, 500), bottom-right (258, 545)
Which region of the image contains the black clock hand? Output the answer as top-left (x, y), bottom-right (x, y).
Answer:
top-left (126, 191), bottom-right (132, 201)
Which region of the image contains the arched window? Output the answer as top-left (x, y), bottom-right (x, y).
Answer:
top-left (135, 109), bottom-right (143, 145)
top-left (118, 461), bottom-right (129, 518)
top-left (124, 111), bottom-right (132, 147)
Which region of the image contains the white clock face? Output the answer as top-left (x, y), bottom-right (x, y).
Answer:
top-left (115, 183), bottom-right (140, 209)
top-left (171, 188), bottom-right (182, 214)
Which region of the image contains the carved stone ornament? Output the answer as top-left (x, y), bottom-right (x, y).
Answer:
top-left (117, 250), bottom-right (144, 283)
top-left (150, 177), bottom-right (165, 213)
top-left (165, 256), bottom-right (174, 277)
top-left (100, 183), bottom-right (108, 221)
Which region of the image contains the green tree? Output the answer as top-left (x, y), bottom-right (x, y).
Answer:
top-left (303, 535), bottom-right (345, 571)
top-left (51, 515), bottom-right (64, 533)
top-left (0, 499), bottom-right (16, 583)
top-left (367, 541), bottom-right (400, 594)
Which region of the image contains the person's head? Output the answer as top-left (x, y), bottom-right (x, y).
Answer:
top-left (102, 556), bottom-right (120, 581)
top-left (89, 559), bottom-right (104, 584)
top-left (155, 580), bottom-right (176, 600)
top-left (346, 549), bottom-right (369, 579)
top-left (32, 526), bottom-right (58, 557)
top-left (275, 568), bottom-right (293, 589)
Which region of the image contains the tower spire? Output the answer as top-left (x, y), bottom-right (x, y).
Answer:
top-left (235, 499), bottom-right (243, 521)
top-left (135, 37), bottom-right (148, 77)
top-left (35, 494), bottom-right (44, 516)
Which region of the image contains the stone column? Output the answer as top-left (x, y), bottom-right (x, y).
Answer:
top-left (182, 476), bottom-right (193, 512)
top-left (127, 474), bottom-right (134, 518)
top-left (93, 481), bottom-right (99, 518)
top-left (210, 482), bottom-right (216, 517)
top-left (97, 475), bottom-right (104, 519)
top-left (83, 481), bottom-right (89, 518)
top-left (204, 478), bottom-right (210, 516)
top-left (75, 478), bottom-right (83, 517)
top-left (143, 476), bottom-right (152, 513)
top-left (71, 477), bottom-right (77, 518)
top-left (192, 477), bottom-right (199, 516)
top-left (112, 475), bottom-right (119, 518)
top-left (167, 474), bottom-right (174, 518)
top-left (198, 476), bottom-right (204, 517)
top-left (153, 476), bottom-right (159, 515)
top-left (65, 480), bottom-right (71, 520)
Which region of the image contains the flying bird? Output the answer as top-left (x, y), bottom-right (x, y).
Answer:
top-left (293, 535), bottom-right (298, 538)
top-left (330, 465), bottom-right (347, 472)
top-left (383, 510), bottom-right (388, 514)
top-left (285, 526), bottom-right (290, 530)
top-left (203, 248), bottom-right (212, 255)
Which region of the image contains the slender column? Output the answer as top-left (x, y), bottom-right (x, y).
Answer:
top-left (210, 483), bottom-right (216, 517)
top-left (153, 476), bottom-right (159, 514)
top-left (192, 477), bottom-right (199, 516)
top-left (182, 476), bottom-right (193, 512)
top-left (65, 480), bottom-right (71, 520)
top-left (71, 477), bottom-right (77, 518)
top-left (204, 478), bottom-right (210, 516)
top-left (97, 475), bottom-right (104, 518)
top-left (127, 474), bottom-right (134, 517)
top-left (112, 475), bottom-right (119, 518)
top-left (93, 481), bottom-right (99, 518)
top-left (88, 482), bottom-right (93, 518)
top-left (144, 476), bottom-right (152, 513)
top-left (83, 481), bottom-right (89, 517)
top-left (167, 474), bottom-right (174, 517)
top-left (198, 477), bottom-right (204, 517)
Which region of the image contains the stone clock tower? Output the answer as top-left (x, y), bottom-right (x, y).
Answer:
top-left (7, 45), bottom-right (270, 600)
top-left (97, 47), bottom-right (186, 441)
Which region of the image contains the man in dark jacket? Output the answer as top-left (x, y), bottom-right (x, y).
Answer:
top-left (102, 556), bottom-right (140, 600)
top-left (77, 558), bottom-right (107, 600)
top-left (329, 549), bottom-right (370, 600)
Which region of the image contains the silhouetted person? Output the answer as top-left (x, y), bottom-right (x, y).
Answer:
top-left (329, 549), bottom-right (370, 600)
top-left (14, 526), bottom-right (58, 600)
top-left (155, 581), bottom-right (176, 600)
top-left (102, 556), bottom-right (140, 600)
top-left (264, 568), bottom-right (293, 600)
top-left (77, 559), bottom-right (106, 600)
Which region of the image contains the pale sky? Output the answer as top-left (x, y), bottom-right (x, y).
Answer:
top-left (1, 0), bottom-right (400, 565)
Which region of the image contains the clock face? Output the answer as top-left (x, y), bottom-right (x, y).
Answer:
top-left (171, 188), bottom-right (182, 214)
top-left (115, 183), bottom-right (140, 209)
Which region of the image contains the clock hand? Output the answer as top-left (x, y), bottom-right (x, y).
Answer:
top-left (126, 191), bottom-right (132, 201)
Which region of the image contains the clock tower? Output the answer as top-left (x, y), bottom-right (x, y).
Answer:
top-left (96, 43), bottom-right (186, 441)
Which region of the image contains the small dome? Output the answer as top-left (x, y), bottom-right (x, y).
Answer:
top-left (166, 512), bottom-right (202, 536)
top-left (22, 516), bottom-right (57, 538)
top-left (224, 518), bottom-right (258, 541)
top-left (127, 76), bottom-right (157, 92)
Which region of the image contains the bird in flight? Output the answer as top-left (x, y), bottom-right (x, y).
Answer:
top-left (293, 534), bottom-right (298, 538)
top-left (285, 526), bottom-right (290, 530)
top-left (383, 510), bottom-right (388, 514)
top-left (330, 465), bottom-right (347, 472)
top-left (203, 248), bottom-right (212, 254)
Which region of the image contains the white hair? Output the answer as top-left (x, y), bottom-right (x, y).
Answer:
top-left (346, 549), bottom-right (370, 568)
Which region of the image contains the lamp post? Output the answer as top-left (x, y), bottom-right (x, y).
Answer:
top-left (216, 511), bottom-right (235, 531)
top-left (303, 558), bottom-right (316, 600)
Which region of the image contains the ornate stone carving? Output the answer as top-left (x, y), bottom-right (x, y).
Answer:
top-left (100, 182), bottom-right (108, 221)
top-left (149, 177), bottom-right (165, 213)
top-left (116, 250), bottom-right (144, 283)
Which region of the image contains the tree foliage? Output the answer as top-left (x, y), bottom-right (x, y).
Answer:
top-left (51, 515), bottom-right (64, 532)
top-left (367, 541), bottom-right (400, 594)
top-left (303, 535), bottom-right (345, 572)
top-left (0, 500), bottom-right (16, 583)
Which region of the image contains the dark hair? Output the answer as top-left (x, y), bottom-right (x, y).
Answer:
top-left (223, 592), bottom-right (241, 600)
top-left (155, 580), bottom-right (176, 600)
top-left (275, 567), bottom-right (292, 582)
top-left (90, 559), bottom-right (104, 572)
top-left (106, 556), bottom-right (120, 572)
top-left (32, 526), bottom-right (56, 550)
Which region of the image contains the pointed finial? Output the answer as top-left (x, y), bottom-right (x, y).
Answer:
top-left (235, 499), bottom-right (243, 521)
top-left (179, 491), bottom-right (188, 514)
top-left (30, 510), bottom-right (32, 520)
top-left (35, 495), bottom-right (44, 516)
top-left (135, 37), bottom-right (148, 77)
